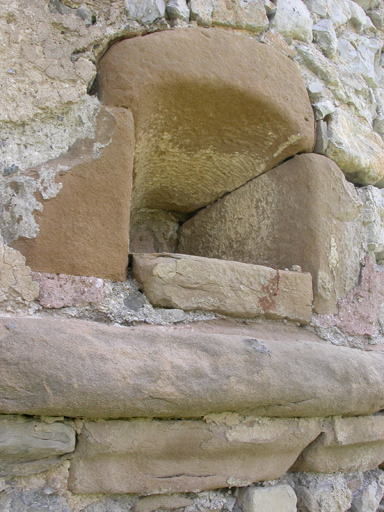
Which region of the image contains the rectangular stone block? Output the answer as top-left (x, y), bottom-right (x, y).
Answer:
top-left (237, 485), bottom-right (297, 512)
top-left (68, 417), bottom-right (321, 495)
top-left (132, 253), bottom-right (313, 324)
top-left (292, 414), bottom-right (384, 473)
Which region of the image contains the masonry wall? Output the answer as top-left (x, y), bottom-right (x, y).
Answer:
top-left (2, 1), bottom-right (384, 511)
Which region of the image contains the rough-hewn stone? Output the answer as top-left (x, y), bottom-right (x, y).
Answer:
top-left (179, 154), bottom-right (363, 314)
top-left (292, 414), bottom-right (384, 473)
top-left (11, 106), bottom-right (133, 281)
top-left (270, 0), bottom-right (313, 42)
top-left (68, 418), bottom-right (321, 494)
top-left (0, 239), bottom-right (39, 308)
top-left (132, 253), bottom-right (313, 324)
top-left (2, 317), bottom-right (384, 419)
top-left (98, 28), bottom-right (315, 213)
top-left (212, 0), bottom-right (268, 32)
top-left (0, 415), bottom-right (75, 477)
top-left (237, 485), bottom-right (297, 512)
top-left (31, 272), bottom-right (110, 309)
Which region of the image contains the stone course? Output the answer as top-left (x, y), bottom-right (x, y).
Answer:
top-left (132, 253), bottom-right (313, 324)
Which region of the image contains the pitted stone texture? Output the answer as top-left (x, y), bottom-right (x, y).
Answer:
top-left (0, 415), bottom-right (75, 477)
top-left (179, 154), bottom-right (363, 314)
top-left (212, 0), bottom-right (268, 32)
top-left (312, 19), bottom-right (338, 59)
top-left (68, 417), bottom-right (321, 494)
top-left (326, 109), bottom-right (384, 187)
top-left (292, 414), bottom-right (384, 474)
top-left (98, 28), bottom-right (315, 213)
top-left (132, 253), bottom-right (313, 324)
top-left (0, 239), bottom-right (39, 307)
top-left (11, 106), bottom-right (133, 281)
top-left (130, 210), bottom-right (180, 254)
top-left (350, 470), bottom-right (384, 512)
top-left (32, 272), bottom-right (110, 309)
top-left (125, 0), bottom-right (165, 23)
top-left (270, 0), bottom-right (313, 42)
top-left (2, 318), bottom-right (384, 419)
top-left (237, 485), bottom-right (297, 512)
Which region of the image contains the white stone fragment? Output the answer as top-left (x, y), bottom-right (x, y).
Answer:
top-left (125, 0), bottom-right (165, 23)
top-left (353, 0), bottom-right (380, 11)
top-left (166, 0), bottom-right (190, 20)
top-left (313, 100), bottom-right (336, 120)
top-left (270, 0), bottom-right (313, 43)
top-left (189, 0), bottom-right (214, 25)
top-left (313, 18), bottom-right (338, 58)
top-left (238, 485), bottom-right (297, 512)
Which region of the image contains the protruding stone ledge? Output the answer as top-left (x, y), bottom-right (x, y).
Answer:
top-left (292, 414), bottom-right (384, 473)
top-left (132, 253), bottom-right (313, 324)
top-left (1, 317), bottom-right (384, 419)
top-left (68, 417), bottom-right (321, 495)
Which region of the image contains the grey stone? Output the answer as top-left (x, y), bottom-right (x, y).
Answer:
top-left (367, 7), bottom-right (384, 30)
top-left (83, 495), bottom-right (137, 512)
top-left (350, 470), bottom-right (384, 512)
top-left (303, 0), bottom-right (327, 17)
top-left (0, 415), bottom-right (75, 477)
top-left (270, 0), bottom-right (313, 42)
top-left (349, 1), bottom-right (375, 32)
top-left (264, 0), bottom-right (276, 16)
top-left (306, 82), bottom-right (324, 102)
top-left (313, 19), bottom-right (338, 59)
top-left (353, 0), bottom-right (380, 11)
top-left (314, 120), bottom-right (329, 154)
top-left (237, 485), bottom-right (297, 512)
top-left (125, 0), bottom-right (165, 23)
top-left (189, 0), bottom-right (213, 25)
top-left (68, 417), bottom-right (321, 494)
top-left (0, 489), bottom-right (70, 512)
top-left (2, 317), bottom-right (384, 419)
top-left (212, 0), bottom-right (268, 33)
top-left (165, 0), bottom-right (190, 21)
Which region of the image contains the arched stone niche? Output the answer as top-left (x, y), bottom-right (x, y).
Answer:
top-left (11, 28), bottom-right (315, 281)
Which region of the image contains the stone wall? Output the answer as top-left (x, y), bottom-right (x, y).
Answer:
top-left (2, 0), bottom-right (384, 511)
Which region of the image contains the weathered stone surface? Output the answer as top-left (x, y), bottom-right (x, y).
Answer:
top-left (313, 19), bottom-right (338, 59)
top-left (135, 495), bottom-right (193, 512)
top-left (125, 0), bottom-right (165, 23)
top-left (0, 489), bottom-right (71, 512)
top-left (2, 317), bottom-right (384, 419)
top-left (130, 210), bottom-right (180, 254)
top-left (31, 272), bottom-right (110, 309)
top-left (98, 29), bottom-right (315, 213)
top-left (212, 0), bottom-right (268, 32)
top-left (68, 417), bottom-right (321, 494)
top-left (350, 470), bottom-right (384, 512)
top-left (179, 154), bottom-right (363, 314)
top-left (0, 238), bottom-right (39, 308)
top-left (292, 414), bottom-right (384, 473)
top-left (11, 106), bottom-right (134, 281)
top-left (165, 0), bottom-right (190, 21)
top-left (270, 0), bottom-right (313, 43)
top-left (326, 108), bottom-right (384, 187)
top-left (237, 485), bottom-right (297, 512)
top-left (132, 253), bottom-right (313, 324)
top-left (0, 415), bottom-right (75, 477)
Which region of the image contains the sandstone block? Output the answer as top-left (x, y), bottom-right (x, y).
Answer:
top-left (98, 29), bottom-right (314, 213)
top-left (1, 318), bottom-right (384, 419)
top-left (179, 154), bottom-right (362, 314)
top-left (68, 418), bottom-right (321, 494)
top-left (132, 253), bottom-right (313, 324)
top-left (237, 485), bottom-right (297, 512)
top-left (12, 106), bottom-right (134, 281)
top-left (292, 414), bottom-right (384, 473)
top-left (0, 415), bottom-right (75, 477)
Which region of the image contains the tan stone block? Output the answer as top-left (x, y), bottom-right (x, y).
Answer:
top-left (68, 417), bottom-right (321, 494)
top-left (237, 485), bottom-right (297, 512)
top-left (292, 414), bottom-right (384, 473)
top-left (12, 106), bottom-right (133, 281)
top-left (179, 154), bottom-right (362, 314)
top-left (98, 28), bottom-right (314, 213)
top-left (132, 253), bottom-right (313, 324)
top-left (2, 318), bottom-right (384, 420)
top-left (135, 495), bottom-right (194, 512)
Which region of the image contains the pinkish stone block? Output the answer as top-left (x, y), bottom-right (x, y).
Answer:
top-left (32, 272), bottom-right (110, 309)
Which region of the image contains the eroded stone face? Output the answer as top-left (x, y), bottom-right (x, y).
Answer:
top-left (132, 253), bottom-right (313, 324)
top-left (11, 106), bottom-right (134, 281)
top-left (98, 28), bottom-right (315, 213)
top-left (179, 153), bottom-right (363, 314)
top-left (68, 417), bottom-right (321, 494)
top-left (2, 317), bottom-right (384, 419)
